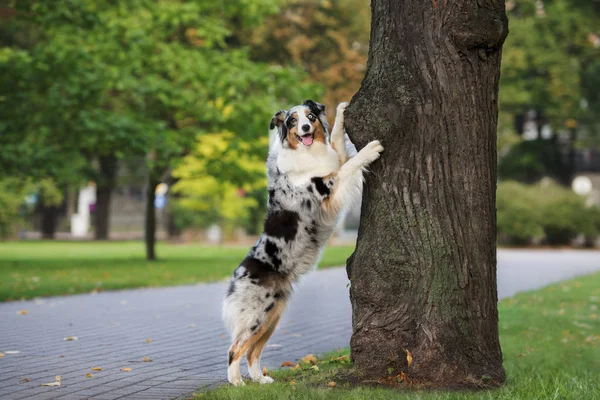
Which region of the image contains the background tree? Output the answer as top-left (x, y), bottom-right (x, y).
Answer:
top-left (246, 0), bottom-right (370, 114)
top-left (499, 0), bottom-right (600, 184)
top-left (345, 0), bottom-right (508, 387)
top-left (1, 1), bottom-right (318, 250)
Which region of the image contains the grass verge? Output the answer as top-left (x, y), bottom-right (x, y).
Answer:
top-left (200, 272), bottom-right (600, 399)
top-left (0, 241), bottom-right (354, 302)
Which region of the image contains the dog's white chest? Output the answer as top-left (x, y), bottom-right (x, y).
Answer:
top-left (277, 144), bottom-right (340, 186)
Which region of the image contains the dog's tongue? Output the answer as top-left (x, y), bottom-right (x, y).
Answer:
top-left (301, 134), bottom-right (313, 146)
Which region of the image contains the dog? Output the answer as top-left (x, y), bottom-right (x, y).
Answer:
top-left (222, 100), bottom-right (384, 386)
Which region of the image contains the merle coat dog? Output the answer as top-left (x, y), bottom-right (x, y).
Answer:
top-left (222, 100), bottom-right (383, 385)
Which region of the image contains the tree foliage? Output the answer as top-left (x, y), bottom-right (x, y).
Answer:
top-left (501, 0), bottom-right (600, 133)
top-left (0, 0), bottom-right (320, 246)
top-left (246, 0), bottom-right (370, 113)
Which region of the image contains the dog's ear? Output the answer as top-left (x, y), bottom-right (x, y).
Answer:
top-left (303, 100), bottom-right (326, 116)
top-left (303, 100), bottom-right (329, 133)
top-left (269, 110), bottom-right (286, 130)
top-left (269, 110), bottom-right (288, 144)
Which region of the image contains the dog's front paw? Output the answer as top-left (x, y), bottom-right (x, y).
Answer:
top-left (357, 140), bottom-right (384, 165)
top-left (336, 102), bottom-right (349, 115)
top-left (334, 102), bottom-right (349, 125)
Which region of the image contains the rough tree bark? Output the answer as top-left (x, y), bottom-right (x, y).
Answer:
top-left (145, 174), bottom-right (159, 261)
top-left (95, 154), bottom-right (118, 240)
top-left (345, 0), bottom-right (508, 388)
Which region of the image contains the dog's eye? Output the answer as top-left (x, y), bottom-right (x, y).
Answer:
top-left (307, 114), bottom-right (316, 121)
top-left (289, 118), bottom-right (296, 125)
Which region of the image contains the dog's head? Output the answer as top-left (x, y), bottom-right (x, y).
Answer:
top-left (270, 100), bottom-right (329, 150)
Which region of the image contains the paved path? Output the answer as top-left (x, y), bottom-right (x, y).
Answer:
top-left (1, 249), bottom-right (599, 399)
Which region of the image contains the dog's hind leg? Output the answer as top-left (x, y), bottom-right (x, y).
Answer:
top-left (246, 301), bottom-right (285, 384)
top-left (227, 301), bottom-right (286, 386)
top-left (246, 313), bottom-right (281, 384)
top-left (227, 338), bottom-right (248, 386)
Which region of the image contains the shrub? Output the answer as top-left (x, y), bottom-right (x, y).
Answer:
top-left (534, 181), bottom-right (592, 246)
top-left (497, 181), bottom-right (543, 245)
top-left (497, 180), bottom-right (600, 246)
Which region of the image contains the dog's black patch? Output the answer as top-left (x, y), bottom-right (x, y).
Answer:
top-left (264, 210), bottom-right (299, 242)
top-left (227, 281), bottom-right (235, 296)
top-left (264, 239), bottom-right (282, 270)
top-left (303, 100), bottom-right (325, 116)
top-left (241, 256), bottom-right (284, 286)
top-left (265, 293), bottom-right (270, 299)
top-left (303, 199), bottom-right (312, 211)
top-left (274, 291), bottom-right (285, 300)
top-left (311, 177), bottom-right (330, 196)
top-left (228, 351), bottom-right (234, 365)
top-left (251, 319), bottom-right (260, 332)
top-left (308, 222), bottom-right (317, 235)
top-left (264, 302), bottom-right (275, 313)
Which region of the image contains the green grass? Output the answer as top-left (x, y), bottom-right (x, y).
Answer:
top-left (0, 241), bottom-right (354, 302)
top-left (201, 273), bottom-right (600, 400)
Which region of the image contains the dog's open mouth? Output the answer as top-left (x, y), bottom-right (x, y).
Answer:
top-left (298, 133), bottom-right (314, 146)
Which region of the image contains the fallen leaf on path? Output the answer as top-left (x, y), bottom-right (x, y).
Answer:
top-left (41, 376), bottom-right (61, 387)
top-left (0, 353), bottom-right (4, 358)
top-left (328, 381), bottom-right (337, 387)
top-left (146, 338), bottom-right (152, 343)
top-left (142, 357), bottom-right (152, 362)
top-left (86, 373), bottom-right (93, 378)
top-left (280, 361), bottom-right (294, 367)
top-left (91, 367), bottom-right (102, 371)
top-left (405, 349), bottom-right (413, 367)
top-left (123, 368), bottom-right (132, 372)
top-left (301, 354), bottom-right (317, 365)
top-left (263, 366), bottom-right (268, 375)
top-left (19, 378), bottom-right (30, 383)
top-left (17, 310), bottom-right (28, 315)
top-left (63, 336), bottom-right (78, 341)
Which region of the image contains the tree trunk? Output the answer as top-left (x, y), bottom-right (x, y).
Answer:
top-left (145, 174), bottom-right (159, 261)
top-left (345, 0), bottom-right (508, 388)
top-left (166, 175), bottom-right (182, 239)
top-left (40, 204), bottom-right (58, 239)
top-left (95, 154), bottom-right (118, 240)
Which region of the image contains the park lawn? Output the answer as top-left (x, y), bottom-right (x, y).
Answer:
top-left (0, 241), bottom-right (354, 302)
top-left (200, 273), bottom-right (600, 400)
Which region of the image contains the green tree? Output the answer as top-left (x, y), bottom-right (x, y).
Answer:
top-left (1, 1), bottom-right (319, 255)
top-left (499, 0), bottom-right (600, 183)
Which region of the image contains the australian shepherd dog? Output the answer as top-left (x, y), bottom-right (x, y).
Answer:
top-left (222, 100), bottom-right (383, 385)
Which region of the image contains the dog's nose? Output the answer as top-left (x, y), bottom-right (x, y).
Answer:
top-left (301, 124), bottom-right (311, 132)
